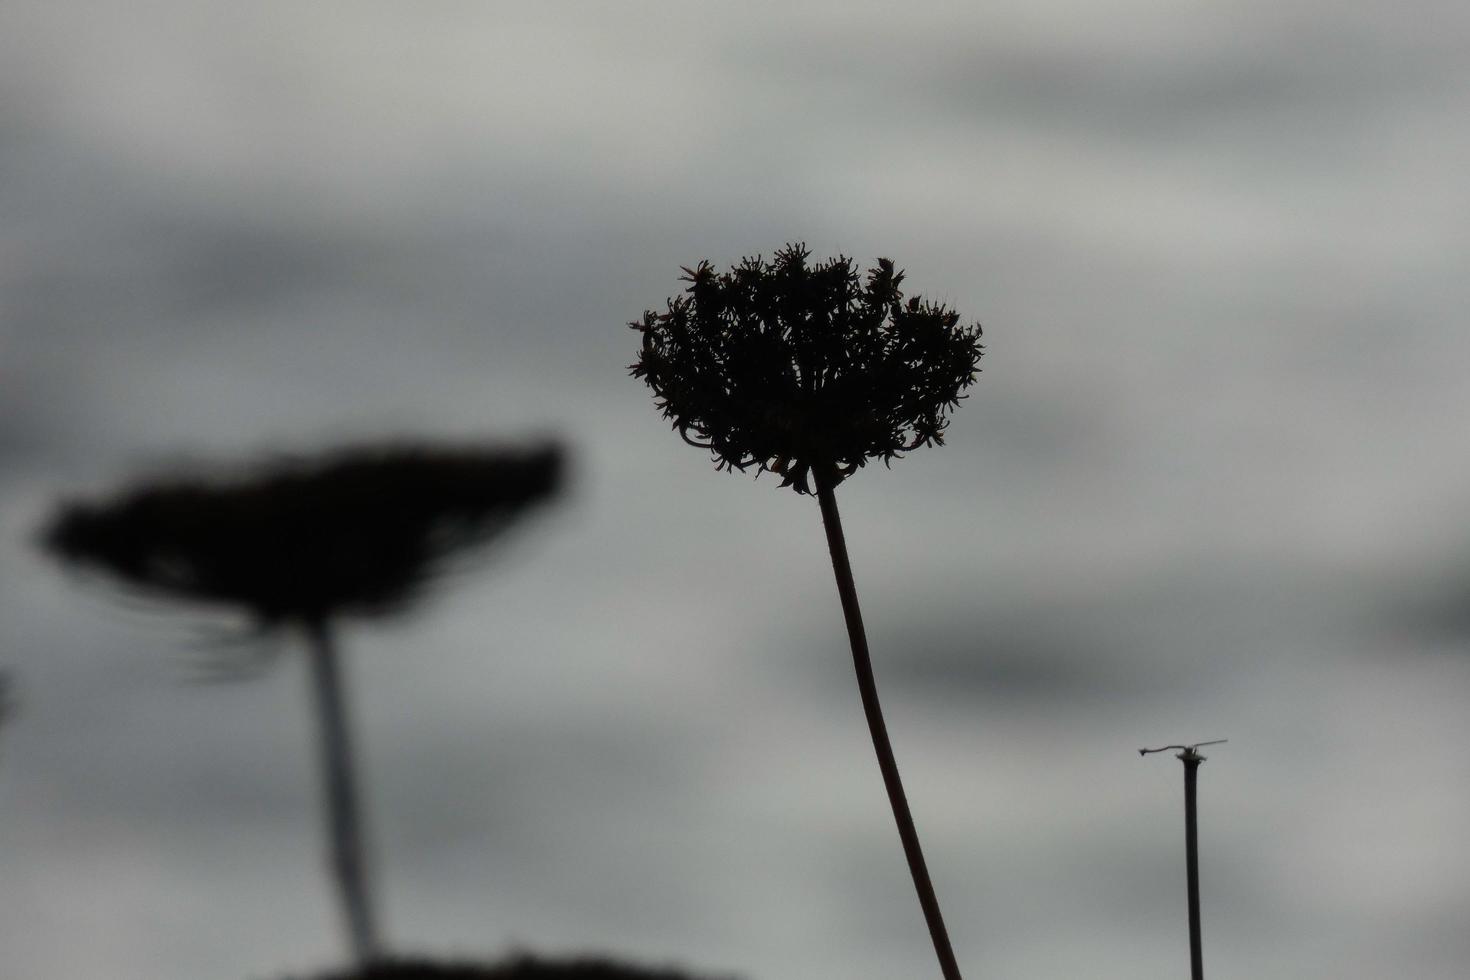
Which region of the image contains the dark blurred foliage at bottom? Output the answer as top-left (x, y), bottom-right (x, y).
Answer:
top-left (280, 953), bottom-right (735, 980)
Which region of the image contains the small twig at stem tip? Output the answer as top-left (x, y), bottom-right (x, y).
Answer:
top-left (1139, 739), bottom-right (1228, 757)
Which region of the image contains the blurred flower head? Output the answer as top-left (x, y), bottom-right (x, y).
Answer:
top-left (630, 243), bottom-right (983, 493)
top-left (41, 442), bottom-right (563, 625)
top-left (291, 954), bottom-right (726, 979)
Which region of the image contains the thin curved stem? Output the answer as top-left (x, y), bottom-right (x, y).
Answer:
top-left (303, 617), bottom-right (381, 966)
top-left (813, 467), bottom-right (963, 980)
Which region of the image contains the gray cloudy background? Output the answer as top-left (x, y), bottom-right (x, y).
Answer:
top-left (3, 2), bottom-right (1470, 978)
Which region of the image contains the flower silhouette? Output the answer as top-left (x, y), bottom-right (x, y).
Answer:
top-left (0, 669), bottom-right (13, 736)
top-left (291, 953), bottom-right (726, 980)
top-left (44, 443), bottom-right (563, 624)
top-left (41, 441), bottom-right (563, 967)
top-left (630, 245), bottom-right (983, 980)
top-left (630, 243), bottom-right (982, 494)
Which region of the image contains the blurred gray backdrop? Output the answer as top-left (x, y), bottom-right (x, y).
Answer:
top-left (3, 2), bottom-right (1469, 979)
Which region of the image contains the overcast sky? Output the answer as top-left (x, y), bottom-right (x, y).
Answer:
top-left (4, 3), bottom-right (1470, 979)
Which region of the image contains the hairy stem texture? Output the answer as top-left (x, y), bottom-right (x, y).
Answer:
top-left (305, 618), bottom-right (381, 966)
top-left (814, 469), bottom-right (963, 980)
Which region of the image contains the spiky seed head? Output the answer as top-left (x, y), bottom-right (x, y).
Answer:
top-left (630, 243), bottom-right (983, 494)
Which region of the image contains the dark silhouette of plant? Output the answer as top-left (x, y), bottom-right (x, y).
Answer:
top-left (42, 442), bottom-right (563, 967)
top-left (630, 244), bottom-right (983, 980)
top-left (283, 952), bottom-right (731, 980)
top-left (1141, 740), bottom-right (1226, 980)
top-left (0, 669), bottom-right (13, 744)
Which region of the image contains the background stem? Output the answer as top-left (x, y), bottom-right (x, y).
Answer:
top-left (1180, 750), bottom-right (1204, 980)
top-left (813, 468), bottom-right (964, 980)
top-left (304, 617), bottom-right (381, 966)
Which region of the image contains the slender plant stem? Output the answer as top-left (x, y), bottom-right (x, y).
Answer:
top-left (303, 617), bottom-right (381, 966)
top-left (1180, 749), bottom-right (1204, 980)
top-left (813, 467), bottom-right (963, 980)
top-left (0, 669), bottom-right (12, 742)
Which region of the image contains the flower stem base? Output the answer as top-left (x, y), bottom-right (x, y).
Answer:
top-left (814, 468), bottom-right (963, 980)
top-left (305, 618), bottom-right (382, 966)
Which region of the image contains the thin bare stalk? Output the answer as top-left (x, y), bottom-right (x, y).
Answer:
top-left (1182, 750), bottom-right (1204, 980)
top-left (303, 618), bottom-right (380, 966)
top-left (0, 669), bottom-right (12, 733)
top-left (813, 466), bottom-right (963, 980)
top-left (1141, 740), bottom-right (1223, 980)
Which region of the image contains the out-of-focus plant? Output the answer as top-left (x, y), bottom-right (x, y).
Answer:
top-left (0, 669), bottom-right (13, 745)
top-left (285, 952), bottom-right (730, 980)
top-left (43, 442), bottom-right (563, 967)
top-left (630, 244), bottom-right (983, 980)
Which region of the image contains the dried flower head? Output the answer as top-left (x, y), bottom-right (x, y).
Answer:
top-left (630, 243), bottom-right (983, 493)
top-left (42, 442), bottom-right (563, 624)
